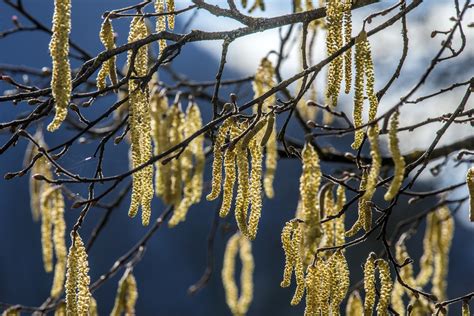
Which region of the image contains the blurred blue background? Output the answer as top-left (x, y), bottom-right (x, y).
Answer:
top-left (0, 0), bottom-right (473, 315)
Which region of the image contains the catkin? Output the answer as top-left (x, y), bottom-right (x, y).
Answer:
top-left (65, 233), bottom-right (91, 315)
top-left (351, 31), bottom-right (366, 150)
top-left (222, 233), bottom-right (254, 316)
top-left (343, 0), bottom-right (352, 94)
top-left (281, 222), bottom-right (305, 306)
top-left (304, 264), bottom-right (319, 316)
top-left (127, 17), bottom-right (154, 226)
top-left (345, 291), bottom-right (364, 316)
top-left (234, 124), bottom-right (250, 236)
top-left (346, 170), bottom-right (370, 236)
top-left (363, 125), bottom-right (381, 201)
top-left (376, 259), bottom-right (393, 316)
top-left (467, 167), bottom-right (474, 222)
top-left (220, 119), bottom-right (239, 218)
top-left (47, 0), bottom-right (72, 132)
top-left (247, 133), bottom-right (263, 240)
top-left (97, 18), bottom-right (118, 91)
top-left (432, 206), bottom-right (454, 301)
top-left (299, 142), bottom-right (322, 265)
top-left (384, 110), bottom-right (406, 201)
top-left (49, 187), bottom-right (67, 298)
top-left (462, 301), bottom-right (471, 316)
top-left (89, 297), bottom-right (98, 316)
top-left (207, 118), bottom-right (233, 201)
top-left (110, 270), bottom-right (138, 316)
top-left (330, 251), bottom-right (350, 314)
top-left (154, 0), bottom-right (167, 52)
top-left (1, 307), bottom-right (19, 316)
top-left (325, 0), bottom-right (344, 107)
top-left (252, 58), bottom-right (277, 199)
top-left (166, 0), bottom-right (175, 29)
top-left (363, 252), bottom-right (376, 315)
top-left (415, 212), bottom-right (435, 287)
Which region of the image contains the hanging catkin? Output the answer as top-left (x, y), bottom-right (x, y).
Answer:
top-left (110, 270), bottom-right (139, 316)
top-left (299, 142), bottom-right (322, 265)
top-left (97, 18), bottom-right (118, 90)
top-left (65, 233), bottom-right (91, 315)
top-left (384, 110), bottom-right (406, 201)
top-left (127, 17), bottom-right (154, 226)
top-left (47, 0), bottom-right (72, 132)
top-left (222, 233), bottom-right (254, 316)
top-left (325, 0), bottom-right (344, 107)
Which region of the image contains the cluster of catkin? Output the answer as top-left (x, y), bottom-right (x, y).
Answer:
top-left (150, 92), bottom-right (205, 227)
top-left (207, 113), bottom-right (272, 240)
top-left (325, 0), bottom-right (353, 108)
top-left (47, 0), bottom-right (72, 132)
top-left (96, 17), bottom-right (118, 91)
top-left (253, 58), bottom-right (278, 199)
top-left (65, 233), bottom-right (92, 315)
top-left (126, 17), bottom-right (154, 226)
top-left (222, 232), bottom-right (254, 316)
top-left (392, 206), bottom-right (454, 314)
top-left (280, 218), bottom-right (350, 315)
top-left (110, 270), bottom-right (139, 316)
top-left (25, 133), bottom-right (67, 299)
top-left (154, 0), bottom-right (175, 52)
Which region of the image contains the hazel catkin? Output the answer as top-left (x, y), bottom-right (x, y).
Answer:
top-left (47, 0), bottom-right (72, 132)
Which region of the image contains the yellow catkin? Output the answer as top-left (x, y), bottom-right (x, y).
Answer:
top-left (325, 0), bottom-right (344, 107)
top-left (345, 291), bottom-right (364, 316)
top-left (47, 0), bottom-right (72, 132)
top-left (462, 301), bottom-right (471, 316)
top-left (330, 251), bottom-right (350, 314)
top-left (154, 0), bottom-right (167, 52)
top-left (384, 110), bottom-right (406, 201)
top-left (168, 104), bottom-right (185, 206)
top-left (222, 233), bottom-right (254, 316)
top-left (40, 186), bottom-right (55, 273)
top-left (363, 125), bottom-right (381, 201)
top-left (432, 206), bottom-right (454, 301)
top-left (65, 233), bottom-right (91, 315)
top-left (50, 187), bottom-right (67, 298)
top-left (166, 0), bottom-right (175, 29)
top-left (343, 0), bottom-right (352, 94)
top-left (304, 264), bottom-right (319, 316)
top-left (351, 31), bottom-right (366, 149)
top-left (334, 185), bottom-right (346, 246)
top-left (234, 124), bottom-right (250, 236)
top-left (189, 102), bottom-right (205, 204)
top-left (150, 88), bottom-right (169, 199)
top-left (364, 37), bottom-right (378, 122)
top-left (390, 280), bottom-right (405, 315)
top-left (110, 271), bottom-right (138, 316)
top-left (300, 142), bottom-right (322, 265)
top-left (376, 259), bottom-right (393, 316)
top-left (127, 17), bottom-right (153, 226)
top-left (247, 133), bottom-right (263, 240)
top-left (319, 259), bottom-right (332, 315)
top-left (252, 58), bottom-right (277, 199)
top-left (220, 119), bottom-right (239, 218)
top-left (281, 221), bottom-right (296, 288)
top-left (207, 118), bottom-right (233, 201)
top-left (346, 170), bottom-right (370, 236)
top-left (97, 18), bottom-right (118, 91)
top-left (415, 212), bottom-right (435, 287)
top-left (363, 252), bottom-right (376, 315)
top-left (321, 187), bottom-right (336, 249)
top-left (291, 224), bottom-right (305, 306)
top-left (467, 167), bottom-right (474, 221)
